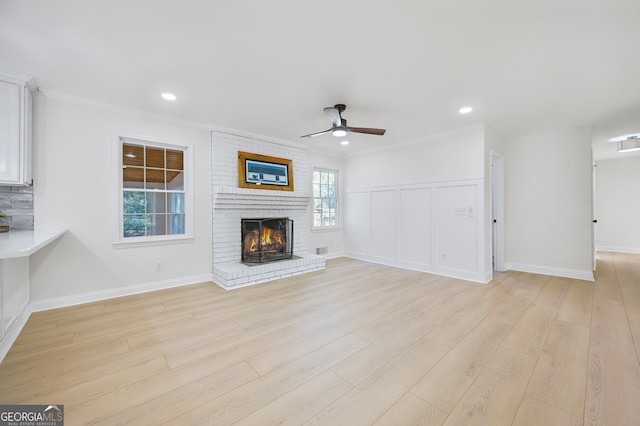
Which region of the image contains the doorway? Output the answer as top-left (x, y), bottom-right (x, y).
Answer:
top-left (591, 153), bottom-right (597, 271)
top-left (491, 151), bottom-right (505, 271)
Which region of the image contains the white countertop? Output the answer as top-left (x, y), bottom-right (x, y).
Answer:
top-left (0, 229), bottom-right (67, 259)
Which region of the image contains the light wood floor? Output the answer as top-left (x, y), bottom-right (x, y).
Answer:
top-left (1, 252), bottom-right (640, 425)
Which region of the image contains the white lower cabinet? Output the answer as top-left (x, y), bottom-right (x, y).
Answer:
top-left (0, 257), bottom-right (29, 344)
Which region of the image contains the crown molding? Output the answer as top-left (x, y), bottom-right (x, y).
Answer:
top-left (39, 88), bottom-right (212, 130)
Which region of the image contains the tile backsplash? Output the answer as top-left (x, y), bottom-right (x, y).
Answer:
top-left (0, 186), bottom-right (34, 230)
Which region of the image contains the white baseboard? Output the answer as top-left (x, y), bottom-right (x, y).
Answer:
top-left (344, 254), bottom-right (490, 284)
top-left (30, 274), bottom-right (213, 312)
top-left (323, 251), bottom-right (345, 260)
top-left (485, 269), bottom-right (495, 283)
top-left (596, 245), bottom-right (640, 255)
top-left (504, 262), bottom-right (594, 282)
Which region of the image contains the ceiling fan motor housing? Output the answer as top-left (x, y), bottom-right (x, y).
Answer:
top-left (300, 103), bottom-right (386, 138)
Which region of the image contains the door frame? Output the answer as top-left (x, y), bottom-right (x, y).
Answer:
top-left (490, 151), bottom-right (505, 271)
top-left (591, 152), bottom-right (597, 271)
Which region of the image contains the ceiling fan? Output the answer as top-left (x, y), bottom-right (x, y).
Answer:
top-left (301, 104), bottom-right (386, 138)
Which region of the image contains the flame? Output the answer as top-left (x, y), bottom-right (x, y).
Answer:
top-left (262, 227), bottom-right (272, 244)
top-left (245, 226), bottom-right (284, 253)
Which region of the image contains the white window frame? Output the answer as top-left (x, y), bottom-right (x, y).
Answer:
top-left (112, 134), bottom-right (194, 246)
top-left (312, 167), bottom-right (340, 230)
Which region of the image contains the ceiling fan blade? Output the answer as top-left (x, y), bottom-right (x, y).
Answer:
top-left (323, 107), bottom-right (341, 127)
top-left (346, 126), bottom-right (386, 136)
top-left (300, 128), bottom-right (333, 138)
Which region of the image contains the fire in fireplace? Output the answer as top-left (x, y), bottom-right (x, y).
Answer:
top-left (241, 218), bottom-right (293, 263)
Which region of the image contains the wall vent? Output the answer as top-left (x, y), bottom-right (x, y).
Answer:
top-left (315, 247), bottom-right (328, 255)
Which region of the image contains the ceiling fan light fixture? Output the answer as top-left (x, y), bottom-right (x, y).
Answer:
top-left (301, 104), bottom-right (386, 138)
top-left (332, 127), bottom-right (348, 137)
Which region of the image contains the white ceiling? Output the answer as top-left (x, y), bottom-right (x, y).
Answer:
top-left (1, 0), bottom-right (639, 158)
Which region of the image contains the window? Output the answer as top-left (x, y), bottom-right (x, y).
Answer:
top-left (312, 168), bottom-right (338, 228)
top-left (114, 136), bottom-right (193, 244)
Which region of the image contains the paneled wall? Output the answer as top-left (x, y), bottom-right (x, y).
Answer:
top-left (345, 178), bottom-right (487, 283)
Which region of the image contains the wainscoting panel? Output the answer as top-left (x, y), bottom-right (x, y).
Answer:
top-left (370, 190), bottom-right (397, 261)
top-left (344, 191), bottom-right (370, 257)
top-left (436, 183), bottom-right (478, 273)
top-left (345, 178), bottom-right (487, 283)
top-left (399, 187), bottom-right (433, 267)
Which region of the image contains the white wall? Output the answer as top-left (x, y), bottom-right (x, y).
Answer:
top-left (342, 127), bottom-right (488, 282)
top-left (307, 151), bottom-right (345, 258)
top-left (29, 92), bottom-right (212, 305)
top-left (595, 156), bottom-right (640, 253)
top-left (504, 126), bottom-right (594, 280)
top-left (343, 126), bottom-right (485, 188)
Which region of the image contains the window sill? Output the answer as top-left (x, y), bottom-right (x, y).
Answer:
top-left (113, 235), bottom-right (194, 248)
top-left (311, 227), bottom-right (343, 233)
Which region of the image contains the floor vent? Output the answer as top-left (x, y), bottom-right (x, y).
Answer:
top-left (315, 247), bottom-right (328, 255)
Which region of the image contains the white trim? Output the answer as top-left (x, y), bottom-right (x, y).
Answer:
top-left (0, 303), bottom-right (31, 364)
top-left (40, 89), bottom-right (212, 130)
top-left (112, 237), bottom-right (195, 249)
top-left (29, 274), bottom-right (212, 312)
top-left (345, 254), bottom-right (490, 284)
top-left (490, 151), bottom-right (505, 272)
top-left (112, 134), bottom-right (195, 245)
top-left (311, 227), bottom-right (344, 233)
top-left (343, 124), bottom-right (484, 158)
top-left (345, 175), bottom-right (485, 193)
top-left (210, 129), bottom-right (308, 152)
top-left (38, 90), bottom-right (309, 151)
top-left (312, 167), bottom-right (340, 229)
top-left (323, 251), bottom-right (346, 259)
top-left (485, 268), bottom-right (494, 283)
top-left (596, 246), bottom-right (640, 254)
top-left (504, 262), bottom-right (595, 282)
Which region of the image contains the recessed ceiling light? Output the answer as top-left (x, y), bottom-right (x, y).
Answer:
top-left (459, 106), bottom-right (473, 114)
top-left (341, 140), bottom-right (350, 146)
top-left (161, 93), bottom-right (177, 101)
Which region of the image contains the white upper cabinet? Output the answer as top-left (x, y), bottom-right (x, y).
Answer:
top-left (0, 72), bottom-right (35, 186)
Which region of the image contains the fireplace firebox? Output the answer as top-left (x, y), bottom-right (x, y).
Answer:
top-left (241, 218), bottom-right (293, 263)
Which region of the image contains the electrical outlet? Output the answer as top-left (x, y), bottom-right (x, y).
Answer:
top-left (155, 261), bottom-right (164, 272)
top-left (454, 207), bottom-right (474, 217)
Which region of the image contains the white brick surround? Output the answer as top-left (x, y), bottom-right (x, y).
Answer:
top-left (211, 131), bottom-right (325, 289)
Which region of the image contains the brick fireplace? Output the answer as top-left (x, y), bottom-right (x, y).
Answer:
top-left (211, 131), bottom-right (325, 289)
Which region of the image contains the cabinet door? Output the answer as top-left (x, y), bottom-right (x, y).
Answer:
top-left (1, 257), bottom-right (29, 338)
top-left (0, 80), bottom-right (22, 183)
